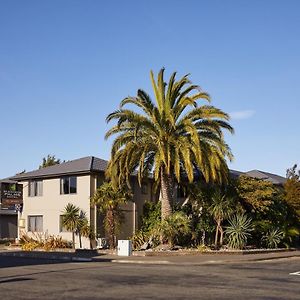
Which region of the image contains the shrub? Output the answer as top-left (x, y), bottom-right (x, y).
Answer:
top-left (283, 227), bottom-right (300, 247)
top-left (19, 233), bottom-right (72, 251)
top-left (197, 244), bottom-right (211, 252)
top-left (140, 201), bottom-right (161, 232)
top-left (262, 228), bottom-right (284, 249)
top-left (43, 235), bottom-right (72, 250)
top-left (152, 211), bottom-right (191, 246)
top-left (131, 230), bottom-right (149, 250)
top-left (225, 213), bottom-right (253, 249)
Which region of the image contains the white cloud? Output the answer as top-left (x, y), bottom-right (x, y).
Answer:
top-left (230, 110), bottom-right (256, 120)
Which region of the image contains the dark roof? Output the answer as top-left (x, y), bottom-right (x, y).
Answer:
top-left (245, 170), bottom-right (286, 185)
top-left (6, 155), bottom-right (286, 185)
top-left (229, 169), bottom-right (245, 178)
top-left (9, 156), bottom-right (108, 181)
top-left (0, 178), bottom-right (17, 184)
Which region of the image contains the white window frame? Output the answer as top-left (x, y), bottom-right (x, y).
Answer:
top-left (28, 215), bottom-right (43, 232)
top-left (28, 180), bottom-right (43, 197)
top-left (60, 176), bottom-right (77, 195)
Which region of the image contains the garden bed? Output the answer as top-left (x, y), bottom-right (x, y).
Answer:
top-left (134, 248), bottom-right (297, 256)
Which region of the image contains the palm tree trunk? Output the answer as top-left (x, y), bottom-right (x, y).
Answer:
top-left (79, 232), bottom-right (82, 249)
top-left (220, 227), bottom-right (224, 246)
top-left (201, 230), bottom-right (206, 245)
top-left (106, 209), bottom-right (115, 249)
top-left (72, 231), bottom-right (75, 249)
top-left (215, 218), bottom-right (221, 247)
top-left (215, 225), bottom-right (219, 247)
top-left (160, 169), bottom-right (173, 220)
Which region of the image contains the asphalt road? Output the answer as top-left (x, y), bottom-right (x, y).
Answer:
top-left (0, 256), bottom-right (299, 299)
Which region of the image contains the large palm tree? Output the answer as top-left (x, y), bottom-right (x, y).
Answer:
top-left (106, 68), bottom-right (234, 220)
top-left (61, 203), bottom-right (80, 249)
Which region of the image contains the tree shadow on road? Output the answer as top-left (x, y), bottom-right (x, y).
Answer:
top-left (0, 277), bottom-right (35, 284)
top-left (0, 251), bottom-right (112, 269)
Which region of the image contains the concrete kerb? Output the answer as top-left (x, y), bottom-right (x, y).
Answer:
top-left (0, 249), bottom-right (299, 265)
top-left (110, 250), bottom-right (300, 266)
top-left (0, 250), bottom-right (106, 263)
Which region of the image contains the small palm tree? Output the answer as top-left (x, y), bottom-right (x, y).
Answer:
top-left (78, 215), bottom-right (95, 249)
top-left (76, 210), bottom-right (89, 249)
top-left (91, 182), bottom-right (132, 249)
top-left (105, 68), bottom-right (234, 221)
top-left (225, 213), bottom-right (253, 249)
top-left (209, 191), bottom-right (235, 247)
top-left (61, 203), bottom-right (80, 249)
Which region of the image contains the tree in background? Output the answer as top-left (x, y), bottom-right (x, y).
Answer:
top-left (105, 68), bottom-right (234, 222)
top-left (91, 182), bottom-right (132, 249)
top-left (39, 154), bottom-right (61, 169)
top-left (15, 169), bottom-right (26, 175)
top-left (284, 164), bottom-right (300, 218)
top-left (236, 175), bottom-right (276, 213)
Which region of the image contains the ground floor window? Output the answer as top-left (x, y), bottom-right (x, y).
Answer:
top-left (28, 215), bottom-right (43, 232)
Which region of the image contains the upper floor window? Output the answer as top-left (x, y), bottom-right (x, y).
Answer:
top-left (60, 176), bottom-right (77, 194)
top-left (28, 215), bottom-right (43, 232)
top-left (28, 180), bottom-right (43, 197)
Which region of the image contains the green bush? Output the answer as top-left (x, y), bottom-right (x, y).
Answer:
top-left (131, 201), bottom-right (161, 250)
top-left (140, 201), bottom-right (161, 232)
top-left (262, 228), bottom-right (284, 249)
top-left (225, 213), bottom-right (253, 249)
top-left (152, 211), bottom-right (191, 246)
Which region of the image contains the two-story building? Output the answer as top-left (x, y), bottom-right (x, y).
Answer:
top-left (9, 156), bottom-right (156, 248)
top-left (4, 155), bottom-right (287, 248)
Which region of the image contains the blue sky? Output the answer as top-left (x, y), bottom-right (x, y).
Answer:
top-left (0, 0), bottom-right (299, 178)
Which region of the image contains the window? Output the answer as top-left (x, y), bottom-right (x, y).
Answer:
top-left (28, 180), bottom-right (43, 197)
top-left (28, 215), bottom-right (43, 232)
top-left (60, 176), bottom-right (77, 194)
top-left (59, 215), bottom-right (68, 232)
top-left (141, 182), bottom-right (148, 195)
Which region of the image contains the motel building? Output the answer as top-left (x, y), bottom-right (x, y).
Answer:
top-left (1, 155), bottom-right (286, 248)
top-left (0, 179), bottom-right (23, 240)
top-left (5, 156), bottom-right (157, 248)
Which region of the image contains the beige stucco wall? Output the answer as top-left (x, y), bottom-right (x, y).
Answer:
top-left (19, 175), bottom-right (92, 248)
top-left (117, 178), bottom-right (158, 240)
top-left (18, 173), bottom-right (160, 248)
